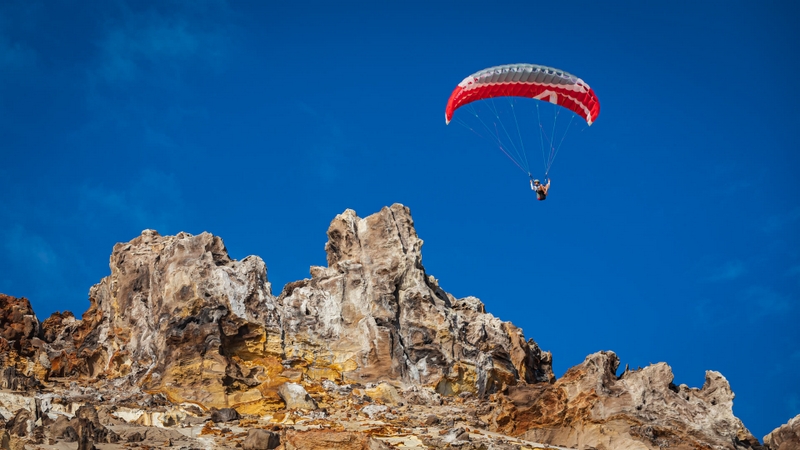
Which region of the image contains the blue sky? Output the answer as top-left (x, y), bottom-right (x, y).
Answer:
top-left (1, 0), bottom-right (798, 440)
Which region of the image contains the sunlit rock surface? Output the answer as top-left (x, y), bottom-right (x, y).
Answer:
top-left (279, 205), bottom-right (553, 393)
top-left (764, 414), bottom-right (800, 450)
top-left (41, 229), bottom-right (281, 410)
top-left (0, 204), bottom-right (784, 449)
top-left (488, 351), bottom-right (764, 449)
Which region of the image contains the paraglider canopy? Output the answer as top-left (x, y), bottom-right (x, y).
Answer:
top-left (445, 63), bottom-right (600, 126)
top-left (444, 63), bottom-right (600, 180)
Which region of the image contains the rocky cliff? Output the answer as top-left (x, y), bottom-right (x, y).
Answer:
top-left (0, 204), bottom-right (792, 449)
top-left (764, 415), bottom-right (800, 450)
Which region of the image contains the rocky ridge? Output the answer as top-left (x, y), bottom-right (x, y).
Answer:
top-left (0, 204), bottom-right (794, 449)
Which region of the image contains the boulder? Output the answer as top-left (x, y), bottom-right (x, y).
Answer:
top-left (278, 383), bottom-right (318, 411)
top-left (242, 428), bottom-right (280, 450)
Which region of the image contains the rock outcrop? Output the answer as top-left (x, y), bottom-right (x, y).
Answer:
top-left (42, 229), bottom-right (279, 409)
top-left (0, 294), bottom-right (45, 389)
top-left (483, 351), bottom-right (763, 449)
top-left (764, 414), bottom-right (800, 450)
top-left (0, 204), bottom-right (786, 449)
top-left (279, 205), bottom-right (553, 392)
top-left (36, 205), bottom-right (551, 416)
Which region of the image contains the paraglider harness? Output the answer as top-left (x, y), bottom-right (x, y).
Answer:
top-left (530, 174), bottom-right (549, 201)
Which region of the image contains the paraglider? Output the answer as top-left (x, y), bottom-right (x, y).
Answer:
top-left (445, 64), bottom-right (600, 196)
top-left (530, 177), bottom-right (550, 201)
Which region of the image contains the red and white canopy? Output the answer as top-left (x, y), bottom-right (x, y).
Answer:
top-left (445, 64), bottom-right (600, 126)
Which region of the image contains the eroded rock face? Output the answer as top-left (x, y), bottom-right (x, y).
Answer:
top-left (764, 414), bottom-right (800, 450)
top-left (243, 428), bottom-right (280, 450)
top-left (0, 294), bottom-right (44, 388)
top-left (0, 294), bottom-right (39, 351)
top-left (44, 230), bottom-right (280, 408)
top-left (279, 205), bottom-right (553, 395)
top-left (35, 205), bottom-right (550, 415)
top-left (484, 351), bottom-right (761, 449)
top-left (0, 204), bottom-right (784, 449)
top-left (284, 429), bottom-right (392, 450)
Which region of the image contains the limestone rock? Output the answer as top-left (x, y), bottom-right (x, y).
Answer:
top-left (764, 414), bottom-right (800, 450)
top-left (40, 311), bottom-right (76, 343)
top-left (76, 417), bottom-right (96, 450)
top-left (0, 294), bottom-right (43, 388)
top-left (210, 407), bottom-right (240, 423)
top-left (0, 294), bottom-right (39, 355)
top-left (491, 351), bottom-right (760, 449)
top-left (42, 405), bottom-right (119, 446)
top-left (33, 205), bottom-right (550, 415)
top-left (363, 382), bottom-right (402, 405)
top-left (360, 404), bottom-right (388, 419)
top-left (401, 385), bottom-right (442, 406)
top-left (0, 429), bottom-right (27, 450)
top-left (75, 405), bottom-right (119, 444)
top-left (115, 427), bottom-right (187, 446)
top-left (45, 230), bottom-right (281, 409)
top-left (50, 415), bottom-right (73, 439)
top-left (5, 409), bottom-right (32, 437)
top-left (278, 382), bottom-right (318, 411)
top-left (279, 205), bottom-right (553, 394)
top-left (0, 204), bottom-right (784, 449)
top-left (322, 379), bottom-right (353, 396)
top-left (442, 427), bottom-right (471, 444)
top-left (284, 429), bottom-right (392, 450)
top-left (0, 367), bottom-right (35, 391)
top-left (242, 428), bottom-right (280, 450)
top-left (125, 431), bottom-right (143, 442)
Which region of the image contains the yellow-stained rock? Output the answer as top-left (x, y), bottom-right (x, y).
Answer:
top-left (364, 382), bottom-right (403, 406)
top-left (232, 391), bottom-right (285, 416)
top-left (435, 362), bottom-right (478, 396)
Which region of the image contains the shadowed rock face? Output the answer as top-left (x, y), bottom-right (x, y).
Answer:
top-left (0, 204), bottom-right (783, 449)
top-left (0, 294), bottom-right (39, 353)
top-left (0, 294), bottom-right (45, 388)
